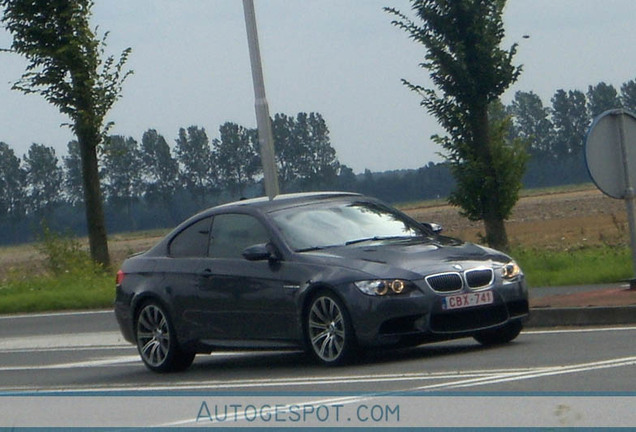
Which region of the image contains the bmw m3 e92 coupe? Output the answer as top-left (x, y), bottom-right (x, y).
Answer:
top-left (114, 192), bottom-right (529, 372)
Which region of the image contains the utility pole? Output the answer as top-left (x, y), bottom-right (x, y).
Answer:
top-left (243, 0), bottom-right (280, 200)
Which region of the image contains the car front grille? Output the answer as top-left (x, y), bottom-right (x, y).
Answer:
top-left (425, 272), bottom-right (463, 292)
top-left (465, 268), bottom-right (494, 289)
top-left (426, 268), bottom-right (495, 293)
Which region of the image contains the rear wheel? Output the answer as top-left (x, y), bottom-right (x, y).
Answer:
top-left (305, 291), bottom-right (356, 366)
top-left (473, 320), bottom-right (523, 346)
top-left (135, 301), bottom-right (195, 372)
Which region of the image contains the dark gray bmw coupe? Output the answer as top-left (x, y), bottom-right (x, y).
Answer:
top-left (115, 192), bottom-right (529, 372)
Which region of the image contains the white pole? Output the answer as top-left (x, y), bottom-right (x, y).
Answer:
top-left (243, 0), bottom-right (280, 200)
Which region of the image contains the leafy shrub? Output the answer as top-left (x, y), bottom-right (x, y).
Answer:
top-left (36, 223), bottom-right (101, 276)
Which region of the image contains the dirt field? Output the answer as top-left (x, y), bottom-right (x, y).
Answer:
top-left (404, 187), bottom-right (627, 250)
top-left (0, 185), bottom-right (630, 278)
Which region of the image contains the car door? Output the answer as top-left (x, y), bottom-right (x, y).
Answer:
top-left (163, 216), bottom-right (214, 341)
top-left (196, 212), bottom-right (300, 344)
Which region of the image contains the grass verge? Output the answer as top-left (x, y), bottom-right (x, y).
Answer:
top-left (0, 270), bottom-right (113, 314)
top-left (513, 245), bottom-right (632, 288)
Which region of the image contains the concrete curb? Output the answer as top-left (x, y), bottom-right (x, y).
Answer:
top-left (527, 306), bottom-right (636, 327)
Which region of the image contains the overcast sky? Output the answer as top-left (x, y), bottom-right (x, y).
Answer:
top-left (1, 0), bottom-right (636, 173)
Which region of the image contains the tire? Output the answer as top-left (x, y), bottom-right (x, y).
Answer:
top-left (135, 301), bottom-right (195, 372)
top-left (473, 320), bottom-right (523, 346)
top-left (305, 291), bottom-right (356, 366)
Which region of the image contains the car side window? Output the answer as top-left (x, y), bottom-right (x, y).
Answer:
top-left (208, 213), bottom-right (270, 259)
top-left (169, 217), bottom-right (212, 257)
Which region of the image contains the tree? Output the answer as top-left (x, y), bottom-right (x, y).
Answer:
top-left (23, 143), bottom-right (64, 218)
top-left (175, 126), bottom-right (215, 208)
top-left (621, 79), bottom-right (636, 113)
top-left (101, 135), bottom-right (143, 229)
top-left (0, 142), bottom-right (26, 220)
top-left (550, 89), bottom-right (589, 157)
top-left (272, 112), bottom-right (340, 192)
top-left (140, 129), bottom-right (179, 211)
top-left (297, 112), bottom-right (340, 190)
top-left (509, 91), bottom-right (554, 157)
top-left (63, 141), bottom-right (84, 206)
top-left (587, 82), bottom-right (621, 118)
top-left (212, 122), bottom-right (260, 198)
top-left (337, 164), bottom-right (357, 191)
top-left (1, 0), bottom-right (132, 268)
top-left (272, 113), bottom-right (302, 190)
top-left (386, 0), bottom-right (524, 250)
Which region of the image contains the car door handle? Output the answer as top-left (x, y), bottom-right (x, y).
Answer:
top-left (200, 268), bottom-right (213, 277)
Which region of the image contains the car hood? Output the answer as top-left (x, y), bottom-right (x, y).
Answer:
top-left (298, 236), bottom-right (511, 280)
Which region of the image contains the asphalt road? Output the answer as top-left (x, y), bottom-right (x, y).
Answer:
top-left (1, 310), bottom-right (635, 393)
top-left (1, 311), bottom-right (635, 427)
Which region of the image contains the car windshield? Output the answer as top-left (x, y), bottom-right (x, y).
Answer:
top-left (270, 200), bottom-right (428, 252)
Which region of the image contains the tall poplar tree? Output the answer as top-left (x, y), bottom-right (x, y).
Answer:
top-left (23, 143), bottom-right (64, 218)
top-left (386, 0), bottom-right (525, 250)
top-left (1, 0), bottom-right (132, 268)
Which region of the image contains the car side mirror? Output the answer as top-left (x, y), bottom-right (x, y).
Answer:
top-left (424, 222), bottom-right (443, 234)
top-left (242, 243), bottom-right (280, 261)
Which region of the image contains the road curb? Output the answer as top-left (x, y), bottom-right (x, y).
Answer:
top-left (527, 306), bottom-right (636, 327)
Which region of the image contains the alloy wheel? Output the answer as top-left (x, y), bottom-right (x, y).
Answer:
top-left (136, 304), bottom-right (171, 368)
top-left (308, 294), bottom-right (348, 363)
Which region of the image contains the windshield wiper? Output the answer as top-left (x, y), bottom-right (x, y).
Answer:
top-left (296, 244), bottom-right (339, 253)
top-left (345, 235), bottom-right (419, 246)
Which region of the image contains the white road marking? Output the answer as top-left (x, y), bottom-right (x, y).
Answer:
top-left (524, 325), bottom-right (636, 335)
top-left (410, 356), bottom-right (636, 391)
top-left (0, 355), bottom-right (141, 371)
top-left (0, 310), bottom-right (113, 320)
top-left (0, 331), bottom-right (128, 351)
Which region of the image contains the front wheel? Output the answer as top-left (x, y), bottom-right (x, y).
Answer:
top-left (135, 301), bottom-right (195, 372)
top-left (473, 320), bottom-right (523, 346)
top-left (305, 291), bottom-right (357, 366)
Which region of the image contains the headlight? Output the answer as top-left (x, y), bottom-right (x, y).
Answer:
top-left (354, 279), bottom-right (409, 296)
top-left (501, 261), bottom-right (522, 280)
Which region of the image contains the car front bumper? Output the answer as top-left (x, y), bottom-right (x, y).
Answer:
top-left (341, 278), bottom-right (529, 347)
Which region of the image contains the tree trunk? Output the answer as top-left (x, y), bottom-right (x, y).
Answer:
top-left (483, 210), bottom-right (509, 251)
top-left (78, 133), bottom-right (111, 269)
top-left (473, 105), bottom-right (510, 252)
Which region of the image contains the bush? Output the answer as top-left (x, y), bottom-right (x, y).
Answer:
top-left (36, 222), bottom-right (101, 276)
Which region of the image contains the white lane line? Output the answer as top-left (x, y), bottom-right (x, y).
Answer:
top-left (0, 310), bottom-right (113, 320)
top-left (410, 356), bottom-right (636, 391)
top-left (0, 331), bottom-right (128, 351)
top-left (524, 326), bottom-right (636, 335)
top-left (0, 355), bottom-right (141, 371)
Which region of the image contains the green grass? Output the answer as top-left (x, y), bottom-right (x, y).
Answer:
top-left (0, 270), bottom-right (114, 314)
top-left (513, 245), bottom-right (633, 288)
top-left (0, 226), bottom-right (115, 314)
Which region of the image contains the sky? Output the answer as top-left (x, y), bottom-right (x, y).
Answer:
top-left (1, 0), bottom-right (636, 174)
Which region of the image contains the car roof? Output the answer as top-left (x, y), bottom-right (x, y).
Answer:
top-left (208, 191), bottom-right (363, 214)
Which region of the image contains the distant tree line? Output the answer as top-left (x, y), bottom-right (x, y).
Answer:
top-left (0, 112), bottom-right (354, 243)
top-left (0, 79), bottom-right (633, 245)
top-left (509, 80), bottom-right (636, 187)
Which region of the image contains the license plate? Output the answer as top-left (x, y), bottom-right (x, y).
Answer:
top-left (442, 290), bottom-right (494, 310)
